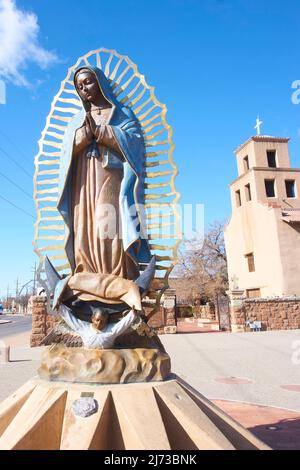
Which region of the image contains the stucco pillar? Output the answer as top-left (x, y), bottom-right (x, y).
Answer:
top-left (227, 289), bottom-right (246, 333)
top-left (162, 288), bottom-right (177, 334)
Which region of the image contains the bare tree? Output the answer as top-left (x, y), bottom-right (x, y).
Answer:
top-left (173, 220), bottom-right (228, 305)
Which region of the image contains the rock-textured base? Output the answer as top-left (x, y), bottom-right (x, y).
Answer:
top-left (38, 345), bottom-right (171, 384)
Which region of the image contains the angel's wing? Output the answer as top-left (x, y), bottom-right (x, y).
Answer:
top-left (41, 319), bottom-right (83, 347)
top-left (33, 48), bottom-right (181, 313)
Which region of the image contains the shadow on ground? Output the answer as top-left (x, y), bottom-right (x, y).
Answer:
top-left (250, 417), bottom-right (300, 450)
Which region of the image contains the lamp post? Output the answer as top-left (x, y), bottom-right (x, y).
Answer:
top-left (17, 280), bottom-right (33, 314)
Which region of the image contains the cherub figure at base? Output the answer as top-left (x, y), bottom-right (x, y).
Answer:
top-left (43, 255), bottom-right (165, 352)
top-left (58, 304), bottom-right (138, 349)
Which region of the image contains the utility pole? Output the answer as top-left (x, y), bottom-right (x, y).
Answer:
top-left (15, 278), bottom-right (19, 313)
top-left (32, 263), bottom-right (37, 295)
top-left (6, 284), bottom-right (9, 302)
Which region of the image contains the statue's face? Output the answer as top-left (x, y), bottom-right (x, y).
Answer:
top-left (92, 311), bottom-right (108, 331)
top-left (75, 71), bottom-right (101, 103)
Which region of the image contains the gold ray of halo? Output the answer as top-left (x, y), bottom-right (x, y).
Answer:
top-left (104, 52), bottom-right (114, 76)
top-left (37, 245), bottom-right (65, 252)
top-left (45, 132), bottom-right (64, 141)
top-left (38, 225), bottom-right (64, 231)
top-left (108, 57), bottom-right (122, 81)
top-left (146, 211), bottom-right (174, 219)
top-left (144, 128), bottom-right (166, 140)
top-left (145, 192), bottom-right (175, 200)
top-left (38, 170), bottom-right (59, 176)
top-left (144, 181), bottom-right (170, 189)
top-left (37, 179), bottom-right (59, 185)
top-left (48, 254), bottom-right (68, 260)
top-left (51, 115), bottom-right (71, 123)
top-left (39, 151), bottom-right (60, 157)
top-left (145, 160), bottom-right (169, 168)
top-left (127, 87), bottom-right (147, 108)
top-left (119, 78), bottom-right (142, 104)
top-left (33, 48), bottom-right (181, 314)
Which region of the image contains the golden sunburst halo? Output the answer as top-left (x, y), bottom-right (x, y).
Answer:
top-left (33, 48), bottom-right (181, 312)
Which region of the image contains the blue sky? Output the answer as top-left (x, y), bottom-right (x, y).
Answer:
top-left (0, 0), bottom-right (300, 298)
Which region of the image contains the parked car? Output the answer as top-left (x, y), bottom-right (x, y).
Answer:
top-left (0, 304), bottom-right (3, 314)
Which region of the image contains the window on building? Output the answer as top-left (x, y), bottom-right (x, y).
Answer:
top-left (245, 253), bottom-right (255, 272)
top-left (246, 288), bottom-right (261, 298)
top-left (243, 156), bottom-right (249, 172)
top-left (245, 183), bottom-right (252, 201)
top-left (265, 179), bottom-right (275, 197)
top-left (267, 150), bottom-right (277, 168)
top-left (235, 190), bottom-right (241, 207)
top-left (285, 180), bottom-right (296, 198)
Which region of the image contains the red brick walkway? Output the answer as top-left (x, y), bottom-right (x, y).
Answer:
top-left (213, 400), bottom-right (300, 450)
top-left (176, 322), bottom-right (221, 334)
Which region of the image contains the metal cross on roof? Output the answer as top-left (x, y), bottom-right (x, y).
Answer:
top-left (230, 274), bottom-right (239, 290)
top-left (254, 115), bottom-right (263, 135)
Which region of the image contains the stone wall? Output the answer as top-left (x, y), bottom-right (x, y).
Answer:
top-left (227, 290), bottom-right (300, 332)
top-left (193, 302), bottom-right (216, 320)
top-left (243, 298), bottom-right (300, 331)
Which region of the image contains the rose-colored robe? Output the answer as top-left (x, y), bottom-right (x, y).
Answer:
top-left (63, 108), bottom-right (141, 310)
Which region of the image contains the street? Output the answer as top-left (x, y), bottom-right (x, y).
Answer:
top-left (161, 329), bottom-right (300, 412)
top-left (0, 315), bottom-right (32, 340)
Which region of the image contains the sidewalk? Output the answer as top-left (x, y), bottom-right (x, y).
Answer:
top-left (1, 330), bottom-right (31, 348)
top-left (0, 329), bottom-right (40, 400)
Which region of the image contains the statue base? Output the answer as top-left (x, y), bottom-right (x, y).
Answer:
top-left (38, 345), bottom-right (171, 384)
top-left (0, 377), bottom-right (269, 450)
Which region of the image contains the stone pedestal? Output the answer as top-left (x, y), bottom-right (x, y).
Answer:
top-left (38, 345), bottom-right (171, 384)
top-left (0, 377), bottom-right (269, 450)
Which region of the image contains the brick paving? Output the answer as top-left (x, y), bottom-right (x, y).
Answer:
top-left (214, 400), bottom-right (300, 450)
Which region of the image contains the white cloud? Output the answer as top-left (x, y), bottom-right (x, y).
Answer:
top-left (0, 0), bottom-right (57, 86)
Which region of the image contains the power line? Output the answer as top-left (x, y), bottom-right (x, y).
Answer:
top-left (0, 169), bottom-right (32, 199)
top-left (0, 135), bottom-right (66, 239)
top-left (0, 193), bottom-right (35, 219)
top-left (0, 128), bottom-right (31, 163)
top-left (0, 145), bottom-right (32, 179)
top-left (0, 192), bottom-right (64, 237)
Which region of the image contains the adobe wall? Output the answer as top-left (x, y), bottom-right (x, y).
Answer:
top-left (227, 290), bottom-right (300, 332)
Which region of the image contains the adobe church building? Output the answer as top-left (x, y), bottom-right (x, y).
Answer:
top-left (225, 133), bottom-right (300, 332)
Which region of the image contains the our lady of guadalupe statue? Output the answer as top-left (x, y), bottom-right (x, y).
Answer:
top-left (50, 66), bottom-right (152, 315)
top-left (34, 49), bottom-right (179, 349)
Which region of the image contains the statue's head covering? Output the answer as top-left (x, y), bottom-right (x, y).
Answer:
top-left (56, 65), bottom-right (151, 283)
top-left (73, 66), bottom-right (118, 111)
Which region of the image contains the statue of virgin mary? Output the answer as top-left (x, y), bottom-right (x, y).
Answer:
top-left (51, 66), bottom-right (152, 312)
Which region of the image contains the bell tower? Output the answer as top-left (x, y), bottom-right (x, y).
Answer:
top-left (225, 131), bottom-right (300, 299)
